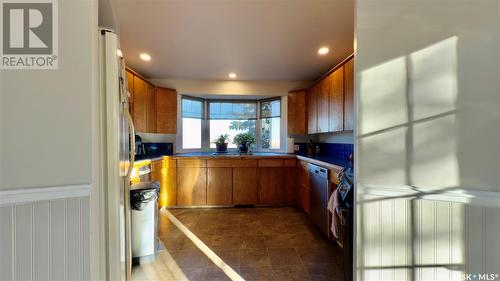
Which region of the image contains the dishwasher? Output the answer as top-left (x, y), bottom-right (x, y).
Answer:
top-left (309, 163), bottom-right (331, 236)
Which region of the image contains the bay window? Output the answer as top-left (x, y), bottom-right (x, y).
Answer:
top-left (260, 98), bottom-right (281, 150)
top-left (181, 97), bottom-right (203, 149)
top-left (208, 101), bottom-right (257, 149)
top-left (180, 96), bottom-right (282, 151)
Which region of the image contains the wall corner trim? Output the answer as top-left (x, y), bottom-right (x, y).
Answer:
top-left (0, 184), bottom-right (91, 206)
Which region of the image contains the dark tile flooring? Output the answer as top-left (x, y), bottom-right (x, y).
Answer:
top-left (132, 207), bottom-right (345, 281)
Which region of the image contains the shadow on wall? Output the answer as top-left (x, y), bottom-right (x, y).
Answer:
top-left (356, 37), bottom-right (466, 280)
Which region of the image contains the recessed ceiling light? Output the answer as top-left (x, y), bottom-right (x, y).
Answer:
top-left (140, 53), bottom-right (151, 61)
top-left (228, 72), bottom-right (237, 79)
top-left (318, 47), bottom-right (330, 55)
top-left (116, 49), bottom-right (123, 57)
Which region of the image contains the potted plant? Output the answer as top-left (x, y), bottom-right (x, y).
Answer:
top-left (233, 132), bottom-right (256, 153)
top-left (213, 134), bottom-right (229, 152)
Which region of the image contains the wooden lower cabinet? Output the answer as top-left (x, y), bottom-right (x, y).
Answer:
top-left (176, 167), bottom-right (207, 206)
top-left (258, 167), bottom-right (284, 204)
top-left (207, 168), bottom-right (232, 205)
top-left (151, 159), bottom-right (177, 207)
top-left (298, 161), bottom-right (310, 213)
top-left (283, 167), bottom-right (298, 204)
top-left (298, 184), bottom-right (310, 214)
top-left (233, 167), bottom-right (258, 204)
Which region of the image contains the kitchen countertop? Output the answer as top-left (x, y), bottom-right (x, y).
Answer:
top-left (136, 152), bottom-right (348, 169)
top-left (296, 154), bottom-right (349, 170)
top-left (169, 152), bottom-right (296, 158)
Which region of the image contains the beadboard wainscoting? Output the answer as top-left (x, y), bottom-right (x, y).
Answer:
top-left (0, 185), bottom-right (91, 281)
top-left (356, 185), bottom-right (500, 281)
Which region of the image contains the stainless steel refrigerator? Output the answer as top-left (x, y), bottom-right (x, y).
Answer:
top-left (99, 29), bottom-right (135, 281)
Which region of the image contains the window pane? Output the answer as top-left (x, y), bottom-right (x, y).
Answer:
top-left (260, 99), bottom-right (281, 118)
top-left (210, 119), bottom-right (256, 148)
top-left (261, 117), bottom-right (280, 149)
top-left (209, 102), bottom-right (257, 119)
top-left (182, 118), bottom-right (202, 149)
top-left (182, 98), bottom-right (203, 119)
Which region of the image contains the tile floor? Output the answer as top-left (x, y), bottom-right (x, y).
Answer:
top-left (132, 207), bottom-right (345, 281)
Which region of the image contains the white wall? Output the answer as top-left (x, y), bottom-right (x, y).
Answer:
top-left (317, 131), bottom-right (354, 144)
top-left (0, 0), bottom-right (97, 280)
top-left (355, 0), bottom-right (500, 280)
top-left (0, 0), bottom-right (96, 191)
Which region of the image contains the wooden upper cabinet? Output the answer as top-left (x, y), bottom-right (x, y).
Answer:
top-left (329, 66), bottom-right (344, 132)
top-left (126, 70), bottom-right (134, 104)
top-left (317, 78), bottom-right (330, 133)
top-left (156, 87), bottom-right (177, 134)
top-left (344, 58), bottom-right (355, 131)
top-left (132, 75), bottom-right (148, 132)
top-left (306, 85), bottom-right (318, 134)
top-left (146, 83), bottom-right (156, 133)
top-left (287, 90), bottom-right (306, 135)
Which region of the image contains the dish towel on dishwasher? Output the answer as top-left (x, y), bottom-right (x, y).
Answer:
top-left (327, 188), bottom-right (340, 239)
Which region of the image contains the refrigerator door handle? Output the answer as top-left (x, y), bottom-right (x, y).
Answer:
top-left (125, 106), bottom-right (135, 180)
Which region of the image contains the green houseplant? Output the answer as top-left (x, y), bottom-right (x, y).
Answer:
top-left (213, 134), bottom-right (230, 152)
top-left (233, 132), bottom-right (256, 153)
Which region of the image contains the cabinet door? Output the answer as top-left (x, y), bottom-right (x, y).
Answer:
top-left (306, 85), bottom-right (318, 134)
top-left (156, 87), bottom-right (177, 134)
top-left (233, 167), bottom-right (258, 204)
top-left (151, 159), bottom-right (177, 207)
top-left (146, 83), bottom-right (156, 133)
top-left (344, 58), bottom-right (355, 131)
top-left (126, 70), bottom-right (134, 104)
top-left (177, 167), bottom-right (207, 206)
top-left (298, 162), bottom-right (310, 213)
top-left (207, 168), bottom-right (232, 205)
top-left (132, 76), bottom-right (148, 132)
top-left (284, 167), bottom-right (298, 204)
top-left (298, 184), bottom-right (310, 214)
top-left (329, 66), bottom-right (344, 132)
top-left (151, 160), bottom-right (162, 182)
top-left (317, 79), bottom-right (330, 133)
top-left (258, 167), bottom-right (284, 204)
top-left (287, 90), bottom-right (306, 135)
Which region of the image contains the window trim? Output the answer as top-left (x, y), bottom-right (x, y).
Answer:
top-left (207, 99), bottom-right (258, 120)
top-left (181, 95), bottom-right (205, 119)
top-left (258, 97), bottom-right (282, 151)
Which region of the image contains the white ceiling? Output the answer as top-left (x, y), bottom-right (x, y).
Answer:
top-left (108, 0), bottom-right (354, 81)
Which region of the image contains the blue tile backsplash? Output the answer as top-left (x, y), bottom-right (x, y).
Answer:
top-left (294, 142), bottom-right (353, 161)
top-left (318, 143), bottom-right (353, 160)
top-left (143, 142), bottom-right (174, 157)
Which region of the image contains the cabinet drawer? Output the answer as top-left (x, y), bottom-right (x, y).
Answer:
top-left (207, 159), bottom-right (257, 168)
top-left (258, 159), bottom-right (283, 167)
top-left (177, 159), bottom-right (206, 167)
top-left (283, 159), bottom-right (297, 167)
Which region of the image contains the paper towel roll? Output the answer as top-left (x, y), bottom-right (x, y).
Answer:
top-left (287, 138), bottom-right (295, 153)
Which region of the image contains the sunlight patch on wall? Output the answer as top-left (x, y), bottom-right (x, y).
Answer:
top-left (359, 56), bottom-right (408, 135)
